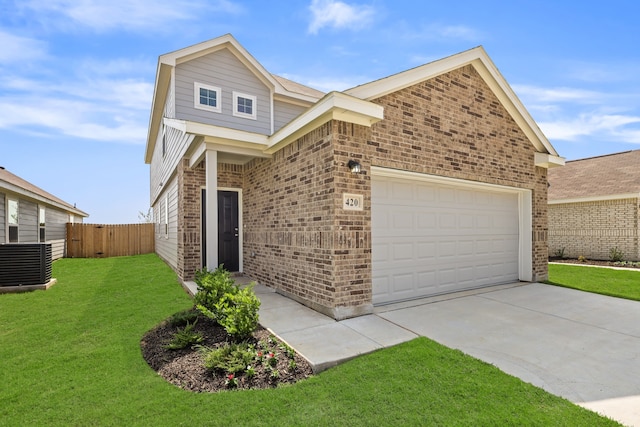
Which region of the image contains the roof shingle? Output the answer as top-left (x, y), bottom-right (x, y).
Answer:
top-left (548, 150), bottom-right (640, 201)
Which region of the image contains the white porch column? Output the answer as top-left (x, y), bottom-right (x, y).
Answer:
top-left (206, 150), bottom-right (218, 270)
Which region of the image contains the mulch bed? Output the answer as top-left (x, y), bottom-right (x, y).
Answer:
top-left (549, 258), bottom-right (640, 269)
top-left (140, 312), bottom-right (313, 393)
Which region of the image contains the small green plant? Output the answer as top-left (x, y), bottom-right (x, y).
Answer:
top-left (609, 247), bottom-right (625, 262)
top-left (270, 369), bottom-right (280, 380)
top-left (245, 365), bottom-right (256, 379)
top-left (167, 309), bottom-right (199, 327)
top-left (553, 247), bottom-right (566, 259)
top-left (201, 343), bottom-right (255, 374)
top-left (280, 342), bottom-right (296, 359)
top-left (194, 265), bottom-right (238, 322)
top-left (225, 373), bottom-right (238, 388)
top-left (288, 359), bottom-right (297, 371)
top-left (164, 321), bottom-right (203, 350)
top-left (266, 351), bottom-right (278, 367)
top-left (214, 285), bottom-right (261, 340)
top-left (577, 255), bottom-right (587, 263)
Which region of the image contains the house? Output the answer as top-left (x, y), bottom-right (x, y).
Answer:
top-left (145, 34), bottom-right (563, 319)
top-left (548, 150), bottom-right (640, 261)
top-left (0, 166), bottom-right (88, 260)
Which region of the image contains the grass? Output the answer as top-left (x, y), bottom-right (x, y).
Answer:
top-left (0, 254), bottom-right (619, 426)
top-left (547, 263), bottom-right (640, 301)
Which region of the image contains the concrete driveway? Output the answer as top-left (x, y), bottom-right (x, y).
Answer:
top-left (376, 283), bottom-right (640, 426)
top-left (257, 281), bottom-right (640, 426)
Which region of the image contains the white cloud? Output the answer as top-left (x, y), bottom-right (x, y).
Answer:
top-left (308, 0), bottom-right (375, 34)
top-left (19, 0), bottom-right (242, 32)
top-left (539, 113), bottom-right (640, 143)
top-left (512, 84), bottom-right (602, 104)
top-left (0, 30), bottom-right (48, 63)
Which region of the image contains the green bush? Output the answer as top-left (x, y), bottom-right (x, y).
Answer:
top-left (201, 342), bottom-right (255, 374)
top-left (167, 308), bottom-right (199, 327)
top-left (194, 265), bottom-right (238, 322)
top-left (215, 285), bottom-right (261, 340)
top-left (165, 321), bottom-right (204, 350)
top-left (609, 247), bottom-right (625, 262)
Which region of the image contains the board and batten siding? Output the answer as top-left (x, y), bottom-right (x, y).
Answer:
top-left (174, 49), bottom-right (272, 135)
top-left (154, 177), bottom-right (179, 269)
top-left (274, 100), bottom-right (307, 132)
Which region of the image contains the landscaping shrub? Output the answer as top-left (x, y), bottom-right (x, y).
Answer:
top-left (609, 247), bottom-right (625, 262)
top-left (215, 285), bottom-right (260, 340)
top-left (165, 321), bottom-right (204, 350)
top-left (201, 342), bottom-right (255, 374)
top-left (194, 265), bottom-right (260, 340)
top-left (194, 266), bottom-right (238, 322)
top-left (167, 308), bottom-right (200, 327)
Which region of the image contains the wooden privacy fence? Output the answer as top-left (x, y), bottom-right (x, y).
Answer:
top-left (66, 223), bottom-right (155, 258)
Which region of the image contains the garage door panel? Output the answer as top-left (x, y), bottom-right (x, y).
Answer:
top-left (372, 174), bottom-right (520, 305)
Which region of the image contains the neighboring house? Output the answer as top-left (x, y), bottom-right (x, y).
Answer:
top-left (145, 34), bottom-right (563, 319)
top-left (548, 150), bottom-right (640, 261)
top-left (0, 167), bottom-right (88, 260)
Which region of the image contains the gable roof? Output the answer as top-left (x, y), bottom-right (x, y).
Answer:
top-left (0, 167), bottom-right (88, 217)
top-left (548, 150), bottom-right (640, 202)
top-left (145, 34), bottom-right (324, 163)
top-left (345, 46), bottom-right (562, 160)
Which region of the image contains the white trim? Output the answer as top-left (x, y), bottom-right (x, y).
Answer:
top-left (345, 47), bottom-right (559, 157)
top-left (232, 91), bottom-right (257, 120)
top-left (534, 152), bottom-right (565, 168)
top-left (371, 166), bottom-right (533, 282)
top-left (205, 151), bottom-right (218, 270)
top-left (6, 197), bottom-right (18, 243)
top-left (549, 192), bottom-right (640, 205)
top-left (218, 187), bottom-right (243, 273)
top-left (194, 82), bottom-right (221, 113)
top-left (266, 91), bottom-right (384, 154)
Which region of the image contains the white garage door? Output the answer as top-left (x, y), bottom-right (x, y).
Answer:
top-left (372, 173), bottom-right (520, 305)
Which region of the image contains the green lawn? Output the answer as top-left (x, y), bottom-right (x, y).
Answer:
top-left (0, 255), bottom-right (619, 426)
top-left (547, 263), bottom-right (640, 301)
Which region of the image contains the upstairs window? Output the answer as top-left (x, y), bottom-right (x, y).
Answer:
top-left (233, 92), bottom-right (257, 120)
top-left (8, 198), bottom-right (18, 242)
top-left (39, 206), bottom-right (46, 242)
top-left (194, 82), bottom-right (221, 113)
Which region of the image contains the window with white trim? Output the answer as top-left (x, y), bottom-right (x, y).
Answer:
top-left (194, 82), bottom-right (221, 113)
top-left (232, 91), bottom-right (257, 120)
top-left (7, 198), bottom-right (18, 242)
top-left (164, 195), bottom-right (169, 238)
top-left (39, 206), bottom-right (46, 242)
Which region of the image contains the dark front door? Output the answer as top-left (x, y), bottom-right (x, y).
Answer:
top-left (217, 191), bottom-right (239, 271)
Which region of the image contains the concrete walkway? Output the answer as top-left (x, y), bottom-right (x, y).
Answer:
top-left (254, 281), bottom-right (640, 427)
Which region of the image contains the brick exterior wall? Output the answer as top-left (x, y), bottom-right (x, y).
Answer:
top-left (174, 64), bottom-right (551, 317)
top-left (367, 65), bottom-right (548, 280)
top-left (177, 159), bottom-right (205, 281)
top-left (549, 198), bottom-right (640, 261)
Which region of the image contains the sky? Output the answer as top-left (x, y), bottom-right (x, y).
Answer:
top-left (1, 0), bottom-right (639, 223)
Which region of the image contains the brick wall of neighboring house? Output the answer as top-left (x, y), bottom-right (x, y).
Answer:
top-left (549, 198), bottom-right (640, 261)
top-left (367, 65), bottom-right (548, 280)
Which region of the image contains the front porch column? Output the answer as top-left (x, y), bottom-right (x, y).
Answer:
top-left (206, 150), bottom-right (218, 270)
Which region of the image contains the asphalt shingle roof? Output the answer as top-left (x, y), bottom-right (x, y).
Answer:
top-left (548, 150), bottom-right (640, 201)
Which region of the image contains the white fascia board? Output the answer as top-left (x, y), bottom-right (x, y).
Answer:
top-left (549, 193), bottom-right (640, 205)
top-left (345, 46), bottom-right (559, 158)
top-left (189, 140), bottom-right (271, 168)
top-left (0, 183), bottom-right (88, 217)
top-left (145, 62), bottom-right (172, 164)
top-left (534, 152), bottom-right (565, 168)
top-left (265, 91), bottom-right (384, 154)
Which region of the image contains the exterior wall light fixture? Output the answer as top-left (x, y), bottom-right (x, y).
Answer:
top-left (347, 159), bottom-right (362, 174)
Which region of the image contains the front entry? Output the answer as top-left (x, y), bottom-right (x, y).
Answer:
top-left (217, 190), bottom-right (239, 272)
top-left (201, 189), bottom-right (240, 272)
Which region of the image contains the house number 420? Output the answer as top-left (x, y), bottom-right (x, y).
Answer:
top-left (343, 193), bottom-right (364, 211)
